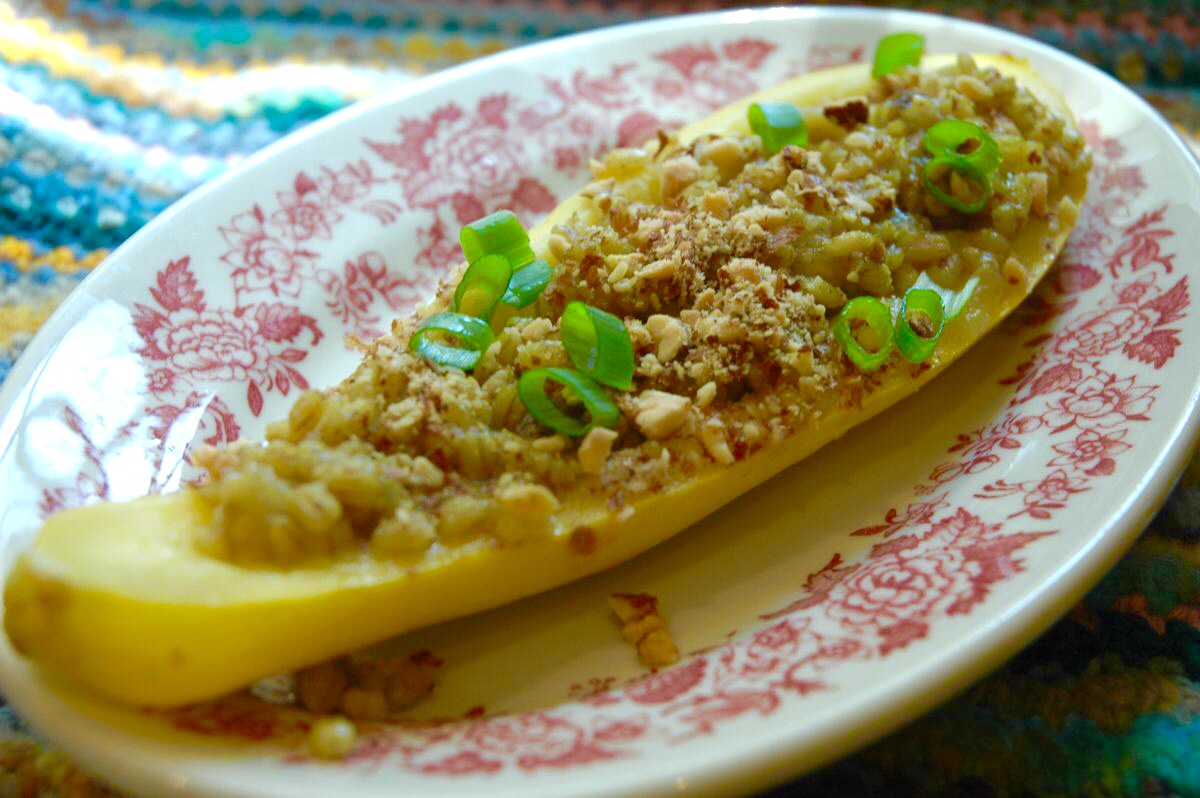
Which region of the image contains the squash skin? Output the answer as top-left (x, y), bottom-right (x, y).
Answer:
top-left (3, 55), bottom-right (1088, 708)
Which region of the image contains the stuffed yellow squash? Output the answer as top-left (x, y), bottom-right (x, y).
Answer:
top-left (3, 44), bottom-right (1090, 708)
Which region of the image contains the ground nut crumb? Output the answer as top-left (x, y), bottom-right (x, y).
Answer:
top-left (340, 687), bottom-right (388, 721)
top-left (631, 391), bottom-right (691, 440)
top-left (370, 507), bottom-right (437, 558)
top-left (496, 482), bottom-right (560, 518)
top-left (578, 427), bottom-right (618, 475)
top-left (532, 435), bottom-right (567, 453)
top-left (1029, 173), bottom-right (1049, 217)
top-left (638, 630), bottom-right (680, 668)
top-left (384, 657), bottom-right (438, 711)
top-left (409, 456), bottom-right (444, 488)
top-left (955, 74), bottom-right (993, 103)
top-left (701, 189), bottom-right (733, 217)
top-left (695, 381), bottom-right (717, 408)
top-left (308, 717), bottom-right (357, 760)
top-left (297, 660), bottom-right (350, 715)
top-left (637, 257), bottom-right (679, 282)
top-left (437, 495), bottom-right (493, 543)
top-left (1002, 256), bottom-right (1028, 286)
top-left (661, 154), bottom-right (700, 197)
top-left (547, 232), bottom-right (569, 261)
top-left (699, 418), bottom-right (735, 465)
top-left (608, 593), bottom-right (679, 668)
top-left (843, 131), bottom-right (873, 150)
top-left (520, 317), bottom-right (555, 342)
top-left (645, 314), bottom-right (687, 362)
top-left (695, 136), bottom-right (748, 176)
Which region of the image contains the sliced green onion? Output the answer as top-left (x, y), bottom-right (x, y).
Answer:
top-left (748, 102), bottom-right (808, 154)
top-left (518, 367), bottom-right (619, 437)
top-left (896, 288), bottom-right (946, 363)
top-left (453, 254), bottom-right (512, 319)
top-left (912, 272), bottom-right (978, 320)
top-left (501, 259), bottom-right (553, 308)
top-left (832, 296), bottom-right (895, 372)
top-left (560, 301), bottom-right (634, 390)
top-left (460, 210), bottom-right (536, 270)
top-left (408, 312), bottom-right (494, 371)
top-left (923, 119), bottom-right (1000, 175)
top-left (872, 32), bottom-right (925, 78)
top-left (923, 154), bottom-right (992, 214)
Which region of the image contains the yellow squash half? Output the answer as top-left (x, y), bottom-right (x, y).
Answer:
top-left (4, 54), bottom-right (1089, 707)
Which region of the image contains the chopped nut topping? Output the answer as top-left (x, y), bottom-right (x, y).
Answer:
top-left (578, 427), bottom-right (619, 475)
top-left (496, 483), bottom-right (561, 518)
top-left (195, 55), bottom-right (1089, 569)
top-left (631, 391), bottom-right (692, 440)
top-left (608, 593), bottom-right (679, 668)
top-left (645, 314), bottom-right (687, 362)
top-left (1002, 256), bottom-right (1028, 286)
top-left (699, 418), bottom-right (735, 465)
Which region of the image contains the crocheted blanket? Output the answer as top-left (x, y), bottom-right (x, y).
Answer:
top-left (1, 2), bottom-right (1198, 795)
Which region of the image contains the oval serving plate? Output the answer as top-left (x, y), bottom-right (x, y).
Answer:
top-left (1, 8), bottom-right (1198, 797)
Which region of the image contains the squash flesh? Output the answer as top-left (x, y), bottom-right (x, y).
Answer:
top-left (3, 54), bottom-right (1088, 707)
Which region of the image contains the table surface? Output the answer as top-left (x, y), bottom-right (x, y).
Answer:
top-left (1, 2), bottom-right (1199, 796)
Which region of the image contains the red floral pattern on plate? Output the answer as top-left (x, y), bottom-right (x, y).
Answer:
top-left (133, 257), bottom-right (323, 416)
top-left (24, 35), bottom-right (1187, 778)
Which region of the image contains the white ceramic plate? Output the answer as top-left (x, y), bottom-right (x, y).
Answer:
top-left (1, 8), bottom-right (1199, 797)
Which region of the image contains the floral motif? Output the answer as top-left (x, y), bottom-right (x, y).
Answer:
top-left (38, 392), bottom-right (239, 514)
top-left (766, 510), bottom-right (1052, 653)
top-left (184, 507), bottom-right (1043, 770)
top-left (1048, 429), bottom-right (1131, 477)
top-left (909, 119), bottom-right (1183, 526)
top-left (319, 251), bottom-right (435, 340)
top-left (650, 39), bottom-right (774, 112)
top-left (1041, 369), bottom-right (1154, 433)
top-left (133, 257), bottom-right (322, 416)
top-left (364, 38), bottom-right (779, 275)
top-left (218, 161), bottom-right (403, 315)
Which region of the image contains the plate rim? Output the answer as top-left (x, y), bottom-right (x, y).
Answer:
top-left (1, 7), bottom-right (1199, 797)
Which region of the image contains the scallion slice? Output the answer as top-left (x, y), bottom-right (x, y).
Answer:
top-left (922, 154), bottom-right (992, 214)
top-left (923, 119), bottom-right (1000, 175)
top-left (518, 367), bottom-right (619, 437)
top-left (502, 259), bottom-right (553, 308)
top-left (872, 32), bottom-right (925, 78)
top-left (911, 272), bottom-right (978, 320)
top-left (460, 210), bottom-right (536, 270)
top-left (453, 254), bottom-right (512, 319)
top-left (748, 102), bottom-right (808, 154)
top-left (895, 288), bottom-right (946, 363)
top-left (832, 296), bottom-right (895, 372)
top-left (560, 301), bottom-right (634, 390)
top-left (408, 312), bottom-right (494, 371)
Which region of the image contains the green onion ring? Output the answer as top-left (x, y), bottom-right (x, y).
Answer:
top-left (896, 288), bottom-right (946, 363)
top-left (923, 119), bottom-right (1001, 175)
top-left (459, 209), bottom-right (536, 270)
top-left (832, 296), bottom-right (895, 372)
top-left (747, 102), bottom-right (808, 154)
top-left (517, 367), bottom-right (619, 437)
top-left (911, 272), bottom-right (978, 320)
top-left (502, 259), bottom-right (553, 308)
top-left (454, 254), bottom-right (512, 319)
top-left (560, 301), bottom-right (635, 390)
top-left (872, 32), bottom-right (925, 78)
top-left (922, 154), bottom-right (992, 214)
top-left (408, 312), bottom-right (494, 371)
